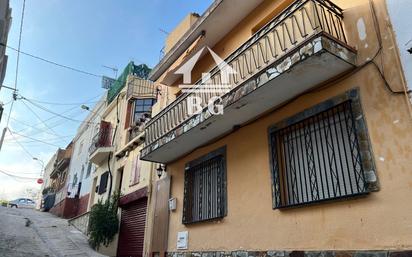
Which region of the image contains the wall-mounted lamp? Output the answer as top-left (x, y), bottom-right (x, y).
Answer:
top-left (156, 164), bottom-right (167, 178)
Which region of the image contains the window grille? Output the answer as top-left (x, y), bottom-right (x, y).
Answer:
top-left (269, 101), bottom-right (367, 208)
top-left (183, 147), bottom-right (227, 224)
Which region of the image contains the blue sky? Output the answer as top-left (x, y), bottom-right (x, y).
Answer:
top-left (0, 0), bottom-right (211, 200)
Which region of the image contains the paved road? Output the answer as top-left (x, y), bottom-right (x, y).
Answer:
top-left (0, 206), bottom-right (106, 257)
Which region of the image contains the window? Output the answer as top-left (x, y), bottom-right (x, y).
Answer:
top-left (98, 171), bottom-right (109, 195)
top-left (183, 147), bottom-right (227, 224)
top-left (269, 101), bottom-right (368, 208)
top-left (86, 162), bottom-right (92, 178)
top-left (72, 173), bottom-right (78, 189)
top-left (129, 155), bottom-right (141, 186)
top-left (133, 98), bottom-right (156, 124)
top-left (77, 141), bottom-right (84, 156)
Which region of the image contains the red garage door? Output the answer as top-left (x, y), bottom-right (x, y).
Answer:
top-left (117, 197), bottom-right (147, 257)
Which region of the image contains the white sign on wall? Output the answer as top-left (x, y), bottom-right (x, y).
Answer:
top-left (176, 231), bottom-right (188, 250)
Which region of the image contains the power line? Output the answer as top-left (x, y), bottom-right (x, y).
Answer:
top-left (4, 0), bottom-right (26, 129)
top-left (0, 169), bottom-right (38, 180)
top-left (8, 130), bottom-right (64, 148)
top-left (9, 116), bottom-right (65, 137)
top-left (1, 43), bottom-right (102, 78)
top-left (10, 93), bottom-right (103, 138)
top-left (21, 99), bottom-right (61, 137)
top-left (6, 127), bottom-right (35, 159)
top-left (0, 0), bottom-right (26, 152)
top-left (22, 98), bottom-right (99, 125)
top-left (24, 97), bottom-right (101, 106)
top-left (14, 93), bottom-right (103, 135)
top-left (3, 130), bottom-right (73, 144)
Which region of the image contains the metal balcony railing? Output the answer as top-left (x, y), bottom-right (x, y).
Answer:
top-left (145, 0), bottom-right (348, 146)
top-left (89, 123), bottom-right (112, 155)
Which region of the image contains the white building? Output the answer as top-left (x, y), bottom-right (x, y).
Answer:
top-left (65, 96), bottom-right (106, 215)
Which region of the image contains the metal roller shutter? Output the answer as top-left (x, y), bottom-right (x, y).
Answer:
top-left (117, 197), bottom-right (147, 257)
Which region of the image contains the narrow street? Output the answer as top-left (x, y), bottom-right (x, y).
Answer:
top-left (0, 206), bottom-right (106, 257)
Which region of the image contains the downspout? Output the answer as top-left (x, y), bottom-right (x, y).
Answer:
top-left (107, 93), bottom-right (121, 200)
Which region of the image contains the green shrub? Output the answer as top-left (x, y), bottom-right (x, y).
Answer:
top-left (88, 192), bottom-right (120, 250)
top-left (0, 200), bottom-right (8, 207)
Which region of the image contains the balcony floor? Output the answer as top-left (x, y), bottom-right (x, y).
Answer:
top-left (89, 146), bottom-right (113, 165)
top-left (142, 35), bottom-right (357, 163)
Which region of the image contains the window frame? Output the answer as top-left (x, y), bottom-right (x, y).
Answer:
top-left (182, 146), bottom-right (227, 224)
top-left (268, 93), bottom-right (376, 209)
top-left (98, 171), bottom-right (109, 195)
top-left (132, 98), bottom-right (156, 124)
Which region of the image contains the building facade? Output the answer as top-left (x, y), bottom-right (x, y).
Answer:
top-left (88, 62), bottom-right (169, 257)
top-left (141, 0), bottom-right (412, 256)
top-left (0, 0), bottom-right (11, 90)
top-left (65, 96), bottom-right (106, 217)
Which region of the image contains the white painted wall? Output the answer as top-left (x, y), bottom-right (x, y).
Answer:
top-left (386, 0), bottom-right (412, 89)
top-left (66, 97), bottom-right (106, 199)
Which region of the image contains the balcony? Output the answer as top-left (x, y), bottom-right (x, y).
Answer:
top-left (89, 121), bottom-right (113, 165)
top-left (141, 0), bottom-right (357, 163)
top-left (126, 75), bottom-right (157, 101)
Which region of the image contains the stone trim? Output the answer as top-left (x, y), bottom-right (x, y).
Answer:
top-left (268, 88), bottom-right (379, 200)
top-left (166, 250), bottom-right (412, 257)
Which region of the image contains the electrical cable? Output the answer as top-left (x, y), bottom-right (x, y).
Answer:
top-left (7, 130), bottom-right (63, 148)
top-left (0, 169), bottom-right (38, 180)
top-left (8, 117), bottom-right (66, 137)
top-left (4, 0), bottom-right (26, 129)
top-left (3, 132), bottom-right (73, 144)
top-left (6, 127), bottom-right (35, 159)
top-left (22, 98), bottom-right (99, 125)
top-left (13, 93), bottom-right (103, 136)
top-left (0, 43), bottom-right (101, 78)
top-left (107, 93), bottom-right (121, 199)
top-left (24, 98), bottom-right (101, 106)
top-left (20, 99), bottom-right (61, 137)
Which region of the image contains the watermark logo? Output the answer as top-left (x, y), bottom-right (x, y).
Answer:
top-left (175, 47), bottom-right (236, 116)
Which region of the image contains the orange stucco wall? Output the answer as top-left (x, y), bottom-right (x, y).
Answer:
top-left (157, 0), bottom-right (412, 252)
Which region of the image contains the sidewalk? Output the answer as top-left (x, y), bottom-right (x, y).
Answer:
top-left (0, 206), bottom-right (107, 257)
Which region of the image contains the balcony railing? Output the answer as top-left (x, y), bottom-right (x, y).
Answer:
top-left (126, 76), bottom-right (157, 101)
top-left (89, 123), bottom-right (112, 155)
top-left (144, 0), bottom-right (348, 146)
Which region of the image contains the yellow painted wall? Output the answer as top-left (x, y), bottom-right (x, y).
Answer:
top-left (154, 0), bottom-right (412, 252)
top-left (90, 75), bottom-right (160, 256)
top-left (165, 13), bottom-right (199, 54)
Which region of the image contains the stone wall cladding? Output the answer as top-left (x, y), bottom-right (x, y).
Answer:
top-left (268, 88), bottom-right (379, 194)
top-left (166, 251), bottom-right (412, 257)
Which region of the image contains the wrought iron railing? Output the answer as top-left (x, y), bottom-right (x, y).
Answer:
top-left (89, 124), bottom-right (112, 155)
top-left (145, 0), bottom-right (348, 146)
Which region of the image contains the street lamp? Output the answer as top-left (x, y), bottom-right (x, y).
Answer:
top-left (156, 164), bottom-right (166, 178)
top-left (33, 157), bottom-right (44, 177)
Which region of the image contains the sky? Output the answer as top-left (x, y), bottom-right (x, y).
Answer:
top-left (0, 0), bottom-right (212, 200)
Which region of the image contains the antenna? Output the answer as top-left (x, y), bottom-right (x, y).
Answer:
top-left (102, 65), bottom-right (118, 78)
top-left (159, 28), bottom-right (169, 35)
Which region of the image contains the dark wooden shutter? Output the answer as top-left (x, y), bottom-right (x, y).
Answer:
top-left (98, 171), bottom-right (109, 195)
top-left (125, 101), bottom-right (133, 128)
top-left (99, 121), bottom-right (112, 147)
top-left (117, 197), bottom-right (147, 257)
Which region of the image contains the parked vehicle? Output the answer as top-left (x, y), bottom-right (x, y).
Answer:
top-left (8, 198), bottom-right (36, 208)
